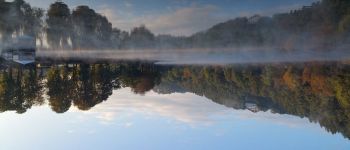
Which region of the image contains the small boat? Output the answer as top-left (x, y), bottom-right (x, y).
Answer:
top-left (1, 36), bottom-right (36, 65)
top-left (245, 102), bottom-right (259, 113)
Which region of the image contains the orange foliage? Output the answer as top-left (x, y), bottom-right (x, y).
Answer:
top-left (183, 68), bottom-right (192, 78)
top-left (310, 75), bottom-right (333, 96)
top-left (282, 68), bottom-right (299, 90)
top-left (302, 67), bottom-right (333, 96)
top-left (302, 67), bottom-right (312, 83)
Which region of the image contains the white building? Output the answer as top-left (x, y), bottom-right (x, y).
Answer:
top-left (245, 103), bottom-right (260, 113)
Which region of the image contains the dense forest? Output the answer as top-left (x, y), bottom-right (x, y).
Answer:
top-left (0, 62), bottom-right (161, 113)
top-left (0, 0), bottom-right (349, 50)
top-left (0, 61), bottom-right (350, 139)
top-left (158, 63), bottom-right (350, 139)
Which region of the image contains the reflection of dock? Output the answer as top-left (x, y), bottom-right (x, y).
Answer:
top-left (2, 49), bottom-right (35, 65)
top-left (1, 36), bottom-right (36, 65)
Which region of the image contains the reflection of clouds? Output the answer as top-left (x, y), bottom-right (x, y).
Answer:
top-left (98, 5), bottom-right (226, 36)
top-left (70, 88), bottom-right (314, 128)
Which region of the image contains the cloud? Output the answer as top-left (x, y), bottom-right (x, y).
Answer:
top-left (124, 122), bottom-right (134, 128)
top-left (70, 88), bottom-right (315, 129)
top-left (98, 5), bottom-right (227, 36)
top-left (71, 88), bottom-right (230, 125)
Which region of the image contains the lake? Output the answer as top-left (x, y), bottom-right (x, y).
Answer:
top-left (0, 61), bottom-right (349, 150)
top-left (1, 0), bottom-right (350, 148)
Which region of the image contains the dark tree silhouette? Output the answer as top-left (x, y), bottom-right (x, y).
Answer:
top-left (46, 67), bottom-right (72, 113)
top-left (0, 65), bottom-right (43, 114)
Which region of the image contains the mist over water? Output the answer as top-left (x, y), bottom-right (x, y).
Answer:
top-left (37, 49), bottom-right (350, 65)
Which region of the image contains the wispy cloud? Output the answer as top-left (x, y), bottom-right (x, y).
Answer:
top-left (70, 88), bottom-right (230, 125)
top-left (69, 88), bottom-right (315, 129)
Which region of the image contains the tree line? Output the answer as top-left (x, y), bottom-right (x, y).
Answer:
top-left (0, 62), bottom-right (160, 113)
top-left (157, 62), bottom-right (350, 139)
top-left (0, 0), bottom-right (349, 50)
top-left (0, 61), bottom-right (350, 140)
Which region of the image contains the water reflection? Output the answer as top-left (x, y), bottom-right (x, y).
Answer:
top-left (0, 61), bottom-right (350, 140)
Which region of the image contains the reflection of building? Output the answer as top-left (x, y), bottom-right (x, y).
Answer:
top-left (302, 6), bottom-right (312, 10)
top-left (1, 36), bottom-right (36, 65)
top-left (248, 15), bottom-right (261, 24)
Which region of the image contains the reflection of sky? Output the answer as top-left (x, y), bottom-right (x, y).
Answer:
top-left (24, 0), bottom-right (318, 35)
top-left (0, 88), bottom-right (349, 150)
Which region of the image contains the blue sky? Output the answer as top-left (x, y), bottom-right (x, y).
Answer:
top-left (0, 88), bottom-right (349, 150)
top-left (24, 0), bottom-right (318, 35)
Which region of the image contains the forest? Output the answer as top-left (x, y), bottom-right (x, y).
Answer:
top-left (0, 0), bottom-right (349, 50)
top-left (0, 61), bottom-right (350, 140)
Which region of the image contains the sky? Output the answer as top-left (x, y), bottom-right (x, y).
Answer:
top-left (23, 0), bottom-right (319, 36)
top-left (1, 88), bottom-right (350, 150)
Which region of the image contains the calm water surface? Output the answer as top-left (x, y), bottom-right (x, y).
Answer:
top-left (0, 61), bottom-right (350, 150)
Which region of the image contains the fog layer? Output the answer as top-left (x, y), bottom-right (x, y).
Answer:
top-left (37, 49), bottom-right (350, 64)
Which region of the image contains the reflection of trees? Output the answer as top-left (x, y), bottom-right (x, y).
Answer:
top-left (158, 63), bottom-right (350, 139)
top-left (72, 6), bottom-right (113, 49)
top-left (0, 0), bottom-right (44, 42)
top-left (123, 25), bottom-right (155, 49)
top-left (2, 0), bottom-right (350, 49)
top-left (46, 2), bottom-right (72, 49)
